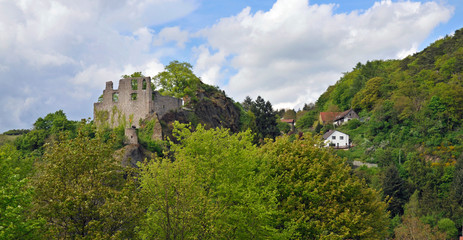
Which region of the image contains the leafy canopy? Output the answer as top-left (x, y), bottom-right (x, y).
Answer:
top-left (139, 123), bottom-right (280, 239)
top-left (32, 132), bottom-right (142, 239)
top-left (153, 61), bottom-right (200, 99)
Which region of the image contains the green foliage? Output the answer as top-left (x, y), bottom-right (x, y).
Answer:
top-left (14, 110), bottom-right (77, 153)
top-left (242, 96), bottom-right (253, 111)
top-left (437, 218), bottom-right (458, 239)
top-left (296, 110), bottom-right (317, 130)
top-left (2, 129), bottom-right (30, 135)
top-left (138, 118), bottom-right (164, 155)
top-left (249, 96), bottom-right (280, 141)
top-left (277, 119), bottom-right (291, 134)
top-left (261, 134), bottom-right (389, 239)
top-left (0, 144), bottom-right (44, 239)
top-left (139, 123), bottom-right (280, 239)
top-left (282, 109), bottom-right (296, 119)
top-left (394, 215), bottom-right (447, 240)
top-left (0, 134), bottom-right (19, 146)
top-left (313, 31), bottom-right (463, 237)
top-left (122, 71), bottom-right (144, 79)
top-left (346, 118), bottom-right (361, 129)
top-left (380, 164), bottom-right (410, 216)
top-left (32, 132), bottom-right (142, 239)
top-left (153, 61), bottom-right (200, 100)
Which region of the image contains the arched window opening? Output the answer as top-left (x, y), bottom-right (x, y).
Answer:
top-left (112, 93), bottom-right (119, 102)
top-left (131, 79), bottom-right (138, 90)
top-left (142, 79), bottom-right (147, 90)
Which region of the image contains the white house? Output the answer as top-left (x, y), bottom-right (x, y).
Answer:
top-left (322, 130), bottom-right (350, 148)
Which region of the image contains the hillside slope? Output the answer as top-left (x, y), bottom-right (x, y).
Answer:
top-left (314, 28), bottom-right (463, 161)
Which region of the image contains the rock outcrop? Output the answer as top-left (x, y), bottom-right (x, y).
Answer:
top-left (160, 83), bottom-right (241, 139)
top-left (116, 144), bottom-right (155, 168)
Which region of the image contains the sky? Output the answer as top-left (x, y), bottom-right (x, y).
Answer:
top-left (0, 0), bottom-right (461, 132)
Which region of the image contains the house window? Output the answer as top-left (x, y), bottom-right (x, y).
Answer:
top-left (332, 136), bottom-right (336, 140)
top-left (131, 93), bottom-right (137, 100)
top-left (131, 79), bottom-right (138, 90)
top-left (340, 136), bottom-right (344, 140)
top-left (112, 93), bottom-right (119, 102)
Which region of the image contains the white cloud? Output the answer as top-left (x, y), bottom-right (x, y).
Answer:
top-left (195, 0), bottom-right (453, 109)
top-left (193, 45), bottom-right (228, 86)
top-left (153, 27), bottom-right (190, 48)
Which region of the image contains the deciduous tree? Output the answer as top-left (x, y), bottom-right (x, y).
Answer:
top-left (261, 134), bottom-right (389, 239)
top-left (32, 132), bottom-right (142, 239)
top-left (153, 61), bottom-right (200, 100)
top-left (138, 123), bottom-right (280, 239)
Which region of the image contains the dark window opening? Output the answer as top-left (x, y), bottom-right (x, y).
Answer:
top-left (112, 93), bottom-right (119, 102)
top-left (142, 79), bottom-right (147, 90)
top-left (131, 93), bottom-right (138, 100)
top-left (131, 79), bottom-right (138, 90)
top-left (332, 136), bottom-right (336, 140)
top-left (340, 136), bottom-right (344, 140)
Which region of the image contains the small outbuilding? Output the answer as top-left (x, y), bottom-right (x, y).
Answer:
top-left (280, 118), bottom-right (295, 132)
top-left (322, 130), bottom-right (350, 148)
top-left (333, 109), bottom-right (359, 126)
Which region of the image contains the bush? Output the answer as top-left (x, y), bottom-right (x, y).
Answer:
top-left (437, 218), bottom-right (458, 239)
top-left (347, 118), bottom-right (361, 129)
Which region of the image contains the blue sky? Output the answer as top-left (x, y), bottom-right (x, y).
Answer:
top-left (0, 0), bottom-right (460, 132)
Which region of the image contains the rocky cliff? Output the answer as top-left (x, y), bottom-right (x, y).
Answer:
top-left (160, 83), bottom-right (241, 139)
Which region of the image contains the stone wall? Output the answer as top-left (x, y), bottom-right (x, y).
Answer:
top-left (124, 128), bottom-right (138, 145)
top-left (152, 92), bottom-right (183, 118)
top-left (94, 77), bottom-right (182, 128)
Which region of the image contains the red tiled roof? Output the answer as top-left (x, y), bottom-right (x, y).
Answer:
top-left (281, 119), bottom-right (295, 123)
top-left (319, 112), bottom-right (340, 123)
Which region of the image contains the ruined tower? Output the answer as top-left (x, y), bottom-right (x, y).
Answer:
top-left (93, 77), bottom-right (182, 128)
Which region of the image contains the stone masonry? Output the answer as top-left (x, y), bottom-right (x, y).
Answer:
top-left (94, 77), bottom-right (182, 128)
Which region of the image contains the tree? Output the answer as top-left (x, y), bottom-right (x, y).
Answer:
top-left (437, 218), bottom-right (458, 239)
top-left (380, 164), bottom-right (410, 216)
top-left (242, 96), bottom-right (253, 112)
top-left (121, 71), bottom-right (144, 79)
top-left (15, 110), bottom-right (77, 153)
top-left (282, 109), bottom-right (296, 119)
top-left (138, 123), bottom-right (280, 239)
top-left (0, 144), bottom-right (43, 239)
top-left (250, 96), bottom-right (279, 140)
top-left (302, 102), bottom-right (315, 111)
top-left (394, 215), bottom-right (447, 240)
top-left (153, 61), bottom-right (201, 100)
top-left (277, 119), bottom-right (291, 134)
top-left (32, 132), bottom-right (142, 239)
top-left (450, 154), bottom-right (463, 228)
top-left (296, 110), bottom-right (317, 130)
top-left (261, 134), bottom-right (389, 239)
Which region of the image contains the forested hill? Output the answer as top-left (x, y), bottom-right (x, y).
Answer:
top-left (299, 27), bottom-right (463, 235)
top-left (316, 27), bottom-right (463, 153)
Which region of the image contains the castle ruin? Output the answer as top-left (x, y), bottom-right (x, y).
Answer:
top-left (94, 77), bottom-right (182, 128)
